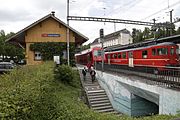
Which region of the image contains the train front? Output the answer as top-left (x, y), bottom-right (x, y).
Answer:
top-left (92, 47), bottom-right (104, 65)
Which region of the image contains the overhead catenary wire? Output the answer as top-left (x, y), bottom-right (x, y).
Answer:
top-left (142, 0), bottom-right (180, 20)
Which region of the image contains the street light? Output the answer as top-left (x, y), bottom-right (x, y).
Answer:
top-left (100, 29), bottom-right (104, 72)
top-left (67, 0), bottom-right (70, 66)
top-left (67, 0), bottom-right (75, 66)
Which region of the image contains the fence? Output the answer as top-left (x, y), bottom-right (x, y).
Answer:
top-left (96, 63), bottom-right (180, 89)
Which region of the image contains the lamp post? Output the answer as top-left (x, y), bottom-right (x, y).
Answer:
top-left (67, 0), bottom-right (70, 66)
top-left (100, 29), bottom-right (104, 72)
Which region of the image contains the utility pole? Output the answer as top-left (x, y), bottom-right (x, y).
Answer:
top-left (100, 29), bottom-right (104, 72)
top-left (152, 18), bottom-right (157, 39)
top-left (169, 9), bottom-right (174, 35)
top-left (67, 0), bottom-right (70, 66)
top-left (114, 22), bottom-right (116, 32)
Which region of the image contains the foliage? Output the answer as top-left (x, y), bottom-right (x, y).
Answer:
top-left (0, 62), bottom-right (58, 119)
top-left (80, 44), bottom-right (90, 51)
top-left (54, 64), bottom-right (76, 86)
top-left (0, 62), bottom-right (180, 120)
top-left (30, 42), bottom-right (75, 66)
top-left (0, 30), bottom-right (24, 62)
top-left (132, 24), bottom-right (180, 43)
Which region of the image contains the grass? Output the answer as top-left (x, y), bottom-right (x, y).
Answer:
top-left (0, 62), bottom-right (179, 120)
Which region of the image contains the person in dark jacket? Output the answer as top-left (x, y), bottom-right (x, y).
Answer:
top-left (82, 67), bottom-right (87, 81)
top-left (90, 68), bottom-right (96, 83)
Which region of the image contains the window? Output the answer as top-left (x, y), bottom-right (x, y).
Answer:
top-left (34, 51), bottom-right (42, 60)
top-left (170, 48), bottom-right (174, 55)
top-left (157, 48), bottom-right (168, 55)
top-left (152, 49), bottom-right (156, 56)
top-left (113, 54), bottom-right (117, 59)
top-left (94, 50), bottom-right (102, 56)
top-left (142, 50), bottom-right (148, 58)
top-left (128, 52), bottom-right (133, 58)
top-left (122, 52), bottom-right (126, 58)
top-left (176, 48), bottom-right (180, 55)
top-left (118, 53), bottom-right (121, 58)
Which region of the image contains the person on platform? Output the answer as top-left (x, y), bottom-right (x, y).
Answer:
top-left (82, 67), bottom-right (87, 81)
top-left (90, 68), bottom-right (96, 83)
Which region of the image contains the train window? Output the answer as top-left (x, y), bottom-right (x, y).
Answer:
top-left (113, 54), bottom-right (117, 59)
top-left (170, 48), bottom-right (174, 55)
top-left (152, 49), bottom-right (156, 56)
top-left (122, 52), bottom-right (126, 58)
top-left (157, 48), bottom-right (168, 55)
top-left (118, 53), bottom-right (121, 58)
top-left (177, 48), bottom-right (180, 55)
top-left (142, 50), bottom-right (147, 58)
top-left (94, 50), bottom-right (102, 56)
top-left (128, 52), bottom-right (133, 58)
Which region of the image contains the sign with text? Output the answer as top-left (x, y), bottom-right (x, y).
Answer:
top-left (42, 34), bottom-right (60, 37)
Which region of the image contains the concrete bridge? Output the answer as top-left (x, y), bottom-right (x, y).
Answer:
top-left (96, 70), bottom-right (180, 116)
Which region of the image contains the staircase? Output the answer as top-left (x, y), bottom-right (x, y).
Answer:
top-left (88, 89), bottom-right (114, 113)
top-left (79, 68), bottom-right (121, 115)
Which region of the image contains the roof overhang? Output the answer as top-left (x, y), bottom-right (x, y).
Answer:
top-left (6, 13), bottom-right (88, 46)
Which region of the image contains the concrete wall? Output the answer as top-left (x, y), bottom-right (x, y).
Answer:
top-left (96, 71), bottom-right (180, 116)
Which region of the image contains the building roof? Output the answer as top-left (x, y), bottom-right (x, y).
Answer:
top-left (6, 12), bottom-right (88, 46)
top-left (105, 34), bottom-right (180, 52)
top-left (91, 29), bottom-right (130, 45)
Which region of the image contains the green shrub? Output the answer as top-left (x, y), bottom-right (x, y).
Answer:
top-left (0, 62), bottom-right (58, 120)
top-left (54, 64), bottom-right (74, 85)
top-left (0, 62), bottom-right (180, 120)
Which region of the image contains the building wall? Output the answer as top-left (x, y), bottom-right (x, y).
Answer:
top-left (90, 31), bottom-right (132, 48)
top-left (120, 33), bottom-right (133, 45)
top-left (25, 18), bottom-right (75, 65)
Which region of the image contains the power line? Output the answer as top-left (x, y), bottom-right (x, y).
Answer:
top-left (106, 0), bottom-right (143, 17)
top-left (142, 0), bottom-right (180, 20)
top-left (68, 16), bottom-right (172, 27)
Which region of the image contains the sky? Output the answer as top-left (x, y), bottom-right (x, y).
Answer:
top-left (0, 0), bottom-right (180, 44)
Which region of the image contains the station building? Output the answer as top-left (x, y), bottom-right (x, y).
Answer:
top-left (90, 29), bottom-right (132, 48)
top-left (6, 12), bottom-right (88, 65)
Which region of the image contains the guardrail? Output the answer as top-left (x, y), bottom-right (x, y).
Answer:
top-left (77, 67), bottom-right (91, 108)
top-left (96, 63), bottom-right (180, 89)
top-left (0, 62), bottom-right (14, 73)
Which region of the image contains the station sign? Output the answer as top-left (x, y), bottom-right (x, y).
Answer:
top-left (41, 34), bottom-right (60, 37)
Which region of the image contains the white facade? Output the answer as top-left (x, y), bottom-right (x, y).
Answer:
top-left (90, 29), bottom-right (132, 48)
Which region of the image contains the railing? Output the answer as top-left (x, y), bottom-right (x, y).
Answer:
top-left (96, 63), bottom-right (180, 89)
top-left (77, 67), bottom-right (91, 108)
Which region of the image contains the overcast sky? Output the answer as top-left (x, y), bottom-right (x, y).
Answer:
top-left (0, 0), bottom-right (180, 44)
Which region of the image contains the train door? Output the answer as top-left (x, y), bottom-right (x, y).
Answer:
top-left (128, 51), bottom-right (134, 67)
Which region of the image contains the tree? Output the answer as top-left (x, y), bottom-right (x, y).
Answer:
top-left (142, 27), bottom-right (151, 39)
top-left (176, 27), bottom-right (180, 35)
top-left (132, 28), bottom-right (143, 43)
top-left (0, 30), bottom-right (24, 62)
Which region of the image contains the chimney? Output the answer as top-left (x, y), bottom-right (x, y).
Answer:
top-left (51, 11), bottom-right (55, 16)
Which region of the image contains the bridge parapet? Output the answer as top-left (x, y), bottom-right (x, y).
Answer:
top-left (96, 70), bottom-right (180, 116)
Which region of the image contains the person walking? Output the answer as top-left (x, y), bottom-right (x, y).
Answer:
top-left (82, 67), bottom-right (87, 81)
top-left (90, 68), bottom-right (96, 83)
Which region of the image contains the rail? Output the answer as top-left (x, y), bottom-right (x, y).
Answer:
top-left (77, 67), bottom-right (91, 108)
top-left (96, 63), bottom-right (180, 89)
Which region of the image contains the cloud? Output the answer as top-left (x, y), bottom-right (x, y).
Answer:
top-left (0, 9), bottom-right (32, 22)
top-left (0, 0), bottom-right (180, 43)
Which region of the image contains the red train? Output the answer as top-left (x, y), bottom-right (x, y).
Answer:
top-left (75, 47), bottom-right (103, 67)
top-left (105, 42), bottom-right (179, 69)
top-left (75, 42), bottom-right (179, 71)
